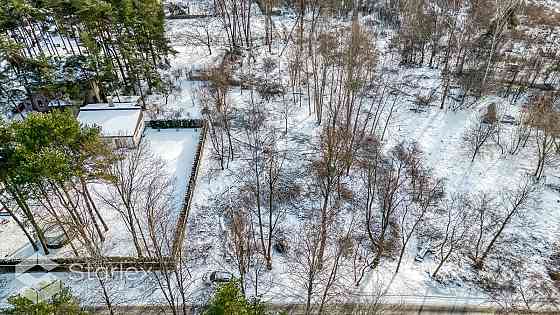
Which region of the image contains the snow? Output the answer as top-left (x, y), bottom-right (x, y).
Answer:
top-left (0, 220), bottom-right (28, 259)
top-left (47, 100), bottom-right (72, 108)
top-left (91, 127), bottom-right (201, 256)
top-left (142, 128), bottom-right (201, 210)
top-left (166, 0), bottom-right (214, 16)
top-left (81, 103), bottom-right (139, 110)
top-left (160, 13), bottom-right (560, 310)
top-left (77, 106), bottom-right (142, 137)
top-left (89, 128), bottom-right (201, 256)
top-left (2, 1), bottom-right (560, 311)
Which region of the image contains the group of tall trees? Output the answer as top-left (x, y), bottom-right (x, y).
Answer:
top-left (0, 0), bottom-right (173, 113)
top-left (0, 110), bottom-right (112, 256)
top-left (377, 0), bottom-right (559, 110)
top-left (0, 109), bottom-right (191, 315)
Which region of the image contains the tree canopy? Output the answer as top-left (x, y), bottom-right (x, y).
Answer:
top-left (0, 110), bottom-right (112, 254)
top-left (6, 285), bottom-right (88, 315)
top-left (205, 280), bottom-right (269, 315)
top-left (0, 0), bottom-right (173, 112)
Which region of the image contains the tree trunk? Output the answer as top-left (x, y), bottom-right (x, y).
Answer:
top-left (4, 181), bottom-right (50, 254)
top-left (0, 198), bottom-right (38, 251)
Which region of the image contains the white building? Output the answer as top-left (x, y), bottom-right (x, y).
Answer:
top-left (77, 102), bottom-right (144, 148)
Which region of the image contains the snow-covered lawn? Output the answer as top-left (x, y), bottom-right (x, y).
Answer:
top-left (0, 220), bottom-right (28, 259)
top-left (94, 128), bottom-right (202, 257)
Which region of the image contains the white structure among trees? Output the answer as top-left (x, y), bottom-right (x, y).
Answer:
top-left (77, 102), bottom-right (144, 148)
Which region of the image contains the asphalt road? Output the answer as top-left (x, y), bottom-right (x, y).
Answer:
top-left (88, 303), bottom-right (543, 314)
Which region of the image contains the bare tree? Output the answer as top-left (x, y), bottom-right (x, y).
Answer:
top-left (480, 0), bottom-right (525, 94)
top-left (355, 135), bottom-right (382, 281)
top-left (394, 174), bottom-right (444, 276)
top-left (341, 273), bottom-right (392, 315)
top-left (98, 141), bottom-right (168, 257)
top-left (524, 93), bottom-right (560, 180)
top-left (474, 176), bottom-right (536, 269)
top-left (317, 217), bottom-right (355, 314)
top-left (182, 18), bottom-right (217, 55)
top-left (486, 262), bottom-right (559, 313)
top-left (214, 0), bottom-right (254, 49)
top-left (312, 126), bottom-right (349, 269)
top-left (370, 144), bottom-right (408, 269)
top-left (228, 207), bottom-right (253, 295)
top-left (468, 192), bottom-right (498, 265)
top-left (237, 95), bottom-right (290, 271)
top-left (84, 255), bottom-right (121, 315)
top-left (463, 112), bottom-right (499, 162)
top-left (96, 143), bottom-right (194, 314)
top-left (507, 111), bottom-right (531, 155)
top-left (200, 69), bottom-right (235, 170)
top-left (33, 179), bottom-right (104, 257)
top-left (287, 222), bottom-right (324, 315)
top-left (431, 193), bottom-right (472, 278)
top-left (145, 185), bottom-right (195, 315)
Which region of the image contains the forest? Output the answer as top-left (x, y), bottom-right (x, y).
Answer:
top-left (0, 0), bottom-right (172, 112)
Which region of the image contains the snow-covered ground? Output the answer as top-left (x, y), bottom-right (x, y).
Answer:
top-left (93, 128), bottom-right (202, 257)
top-left (1, 2), bottom-right (560, 311)
top-left (162, 10), bottom-right (560, 306)
top-left (0, 220), bottom-right (26, 258)
top-left (182, 77), bottom-right (559, 301)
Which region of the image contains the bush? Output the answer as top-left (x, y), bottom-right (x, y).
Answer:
top-left (5, 285), bottom-right (87, 315)
top-left (274, 239), bottom-right (289, 254)
top-left (204, 280), bottom-right (267, 315)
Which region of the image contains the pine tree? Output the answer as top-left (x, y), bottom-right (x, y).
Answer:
top-left (0, 0), bottom-right (173, 107)
top-left (205, 280), bottom-right (268, 315)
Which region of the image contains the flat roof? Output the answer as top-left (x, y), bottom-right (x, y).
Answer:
top-left (78, 106), bottom-right (142, 137)
top-left (81, 103), bottom-right (138, 110)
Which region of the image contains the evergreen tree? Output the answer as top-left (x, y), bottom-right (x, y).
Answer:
top-left (0, 0), bottom-right (173, 108)
top-left (1, 110), bottom-right (112, 254)
top-left (205, 280), bottom-right (268, 315)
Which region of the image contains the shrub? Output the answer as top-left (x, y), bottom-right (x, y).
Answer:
top-left (204, 280), bottom-right (267, 315)
top-left (5, 285), bottom-right (87, 315)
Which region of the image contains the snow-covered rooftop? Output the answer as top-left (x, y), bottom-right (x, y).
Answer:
top-left (78, 103), bottom-right (142, 137)
top-left (81, 102), bottom-right (138, 110)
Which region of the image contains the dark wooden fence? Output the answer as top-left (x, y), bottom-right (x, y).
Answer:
top-left (170, 121), bottom-right (208, 257)
top-left (0, 256), bottom-right (175, 273)
top-left (146, 119), bottom-right (204, 129)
